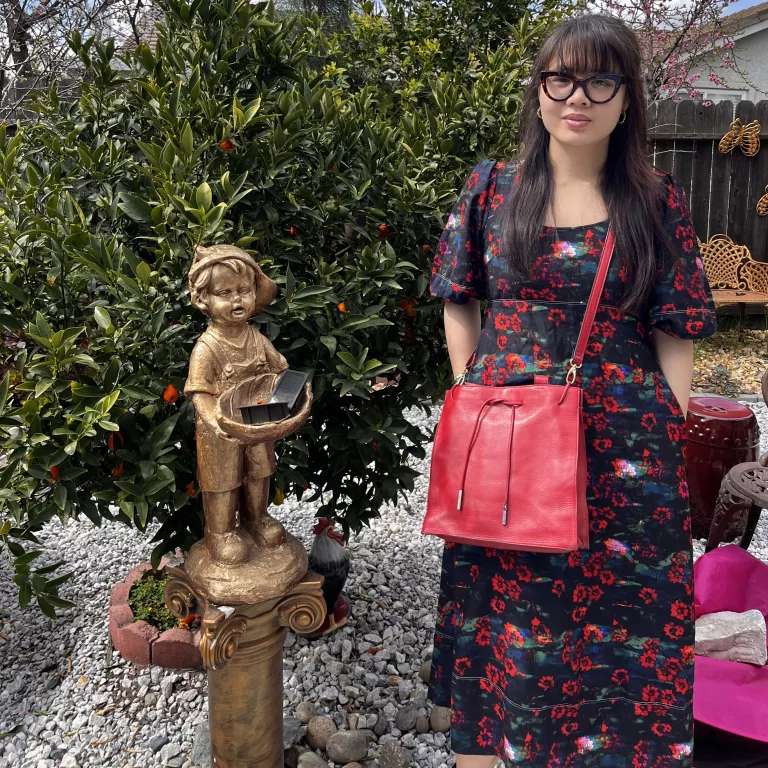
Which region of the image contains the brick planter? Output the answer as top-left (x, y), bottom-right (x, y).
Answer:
top-left (109, 560), bottom-right (203, 669)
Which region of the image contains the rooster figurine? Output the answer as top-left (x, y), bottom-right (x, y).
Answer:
top-left (307, 518), bottom-right (351, 637)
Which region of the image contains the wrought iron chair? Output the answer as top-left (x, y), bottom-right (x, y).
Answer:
top-left (705, 368), bottom-right (768, 552)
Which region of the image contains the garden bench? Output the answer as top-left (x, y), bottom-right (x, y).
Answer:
top-left (698, 233), bottom-right (768, 346)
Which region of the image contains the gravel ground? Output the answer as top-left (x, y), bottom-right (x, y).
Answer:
top-left (2, 399), bottom-right (768, 768)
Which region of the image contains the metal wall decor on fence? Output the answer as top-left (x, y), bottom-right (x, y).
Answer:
top-left (718, 118), bottom-right (762, 157)
top-left (647, 99), bottom-right (768, 262)
top-left (758, 186), bottom-right (768, 217)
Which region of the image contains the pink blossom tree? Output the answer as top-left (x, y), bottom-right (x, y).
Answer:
top-left (589, 0), bottom-right (767, 105)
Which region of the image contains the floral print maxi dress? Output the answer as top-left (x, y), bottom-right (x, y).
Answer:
top-left (426, 158), bottom-right (717, 768)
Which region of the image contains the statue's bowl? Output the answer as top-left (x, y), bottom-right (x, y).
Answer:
top-left (215, 373), bottom-right (313, 444)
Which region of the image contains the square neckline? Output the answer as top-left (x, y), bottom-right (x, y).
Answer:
top-left (542, 219), bottom-right (610, 232)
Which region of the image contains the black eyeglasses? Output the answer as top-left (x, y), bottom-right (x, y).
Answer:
top-left (540, 71), bottom-right (626, 104)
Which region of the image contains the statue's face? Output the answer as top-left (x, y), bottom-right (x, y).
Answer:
top-left (206, 264), bottom-right (257, 324)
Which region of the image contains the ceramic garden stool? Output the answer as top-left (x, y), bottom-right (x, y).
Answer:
top-left (685, 395), bottom-right (759, 542)
top-left (705, 464), bottom-right (768, 553)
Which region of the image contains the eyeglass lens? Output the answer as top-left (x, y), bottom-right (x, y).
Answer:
top-left (545, 74), bottom-right (616, 103)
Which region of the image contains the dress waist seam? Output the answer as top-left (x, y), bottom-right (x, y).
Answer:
top-left (454, 674), bottom-right (691, 711)
top-left (486, 300), bottom-right (643, 322)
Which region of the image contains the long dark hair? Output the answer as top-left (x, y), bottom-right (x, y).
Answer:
top-left (499, 14), bottom-right (674, 318)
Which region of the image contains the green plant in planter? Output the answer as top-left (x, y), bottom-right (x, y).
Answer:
top-left (0, 0), bottom-right (568, 615)
top-left (127, 572), bottom-right (179, 633)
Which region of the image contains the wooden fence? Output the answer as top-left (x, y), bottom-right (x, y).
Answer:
top-left (647, 99), bottom-right (768, 263)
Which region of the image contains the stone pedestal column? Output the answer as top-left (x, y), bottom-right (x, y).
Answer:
top-left (165, 566), bottom-right (325, 768)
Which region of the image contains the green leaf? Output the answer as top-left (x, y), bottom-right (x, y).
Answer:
top-left (135, 261), bottom-right (151, 283)
top-left (181, 122), bottom-right (194, 157)
top-left (0, 724), bottom-right (24, 739)
top-left (320, 336), bottom-right (337, 356)
top-left (34, 379), bottom-right (53, 398)
top-left (196, 182), bottom-right (212, 211)
top-left (118, 193), bottom-right (152, 223)
top-left (120, 385), bottom-right (158, 401)
top-left (0, 281), bottom-right (28, 303)
top-left (94, 306), bottom-right (112, 330)
top-left (0, 373), bottom-right (9, 417)
top-left (37, 595), bottom-right (58, 620)
top-left (337, 351), bottom-right (360, 371)
top-left (148, 413), bottom-right (180, 460)
top-left (15, 551), bottom-right (43, 566)
top-left (53, 485), bottom-right (67, 510)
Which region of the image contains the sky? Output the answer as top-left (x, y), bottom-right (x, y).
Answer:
top-left (723, 0), bottom-right (765, 14)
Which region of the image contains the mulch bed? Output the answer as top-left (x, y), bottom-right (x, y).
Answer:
top-left (693, 312), bottom-right (768, 396)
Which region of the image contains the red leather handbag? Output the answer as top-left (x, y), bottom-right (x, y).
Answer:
top-left (422, 227), bottom-right (616, 553)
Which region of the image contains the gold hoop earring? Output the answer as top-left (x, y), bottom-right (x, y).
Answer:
top-left (537, 106), bottom-right (542, 119)
top-left (619, 109), bottom-right (627, 124)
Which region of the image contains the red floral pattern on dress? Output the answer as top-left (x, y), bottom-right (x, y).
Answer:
top-left (427, 159), bottom-right (716, 766)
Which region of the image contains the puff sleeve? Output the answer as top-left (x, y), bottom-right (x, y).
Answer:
top-left (429, 159), bottom-right (495, 304)
top-left (646, 172), bottom-right (717, 339)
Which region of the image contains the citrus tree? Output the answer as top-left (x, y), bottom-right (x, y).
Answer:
top-left (0, 0), bottom-right (564, 615)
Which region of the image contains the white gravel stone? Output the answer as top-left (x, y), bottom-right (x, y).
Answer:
top-left (3, 400), bottom-right (766, 767)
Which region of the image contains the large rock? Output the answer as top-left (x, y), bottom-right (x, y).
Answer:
top-left (430, 706), bottom-right (451, 734)
top-left (325, 731), bottom-right (369, 764)
top-left (298, 751), bottom-right (330, 768)
top-left (394, 705), bottom-right (418, 732)
top-left (378, 742), bottom-right (410, 768)
top-left (418, 658), bottom-right (432, 683)
top-left (306, 715), bottom-right (338, 751)
top-left (296, 701), bottom-right (317, 724)
top-left (695, 609), bottom-right (767, 665)
top-left (415, 716), bottom-right (429, 734)
top-left (372, 714), bottom-right (388, 737)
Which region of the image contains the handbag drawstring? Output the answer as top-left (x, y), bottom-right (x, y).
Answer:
top-left (457, 398), bottom-right (523, 524)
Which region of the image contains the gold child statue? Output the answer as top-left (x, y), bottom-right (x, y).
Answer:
top-left (183, 244), bottom-right (312, 604)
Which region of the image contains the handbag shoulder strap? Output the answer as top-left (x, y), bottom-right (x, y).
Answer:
top-left (568, 226), bottom-right (616, 377)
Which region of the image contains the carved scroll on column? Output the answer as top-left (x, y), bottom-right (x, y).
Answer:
top-left (199, 606), bottom-right (248, 671)
top-left (277, 592), bottom-right (326, 636)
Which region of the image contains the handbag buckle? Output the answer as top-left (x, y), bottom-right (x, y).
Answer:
top-left (566, 358), bottom-right (582, 385)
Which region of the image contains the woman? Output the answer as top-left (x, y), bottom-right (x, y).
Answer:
top-left (427, 13), bottom-right (716, 768)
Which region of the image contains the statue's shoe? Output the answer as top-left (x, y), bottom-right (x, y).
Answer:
top-left (205, 529), bottom-right (252, 564)
top-left (248, 514), bottom-right (286, 548)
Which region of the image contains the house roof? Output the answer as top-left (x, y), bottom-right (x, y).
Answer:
top-left (722, 0), bottom-right (768, 35)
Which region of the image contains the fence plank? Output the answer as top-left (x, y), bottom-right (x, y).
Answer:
top-left (727, 100), bottom-right (757, 244)
top-left (674, 100), bottom-right (696, 205)
top-left (749, 101), bottom-right (768, 262)
top-left (709, 101), bottom-right (737, 237)
top-left (653, 99), bottom-right (677, 174)
top-left (690, 101), bottom-right (716, 240)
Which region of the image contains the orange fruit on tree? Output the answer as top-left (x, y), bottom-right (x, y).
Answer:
top-left (48, 465), bottom-right (60, 482)
top-left (218, 138), bottom-right (235, 151)
top-left (184, 481), bottom-right (198, 497)
top-left (378, 223), bottom-right (391, 239)
top-left (371, 441), bottom-right (379, 452)
top-left (289, 225), bottom-right (300, 237)
top-left (163, 384), bottom-right (179, 403)
top-left (112, 463), bottom-right (124, 477)
top-left (422, 244), bottom-right (431, 251)
top-left (107, 432), bottom-right (125, 451)
top-left (398, 298), bottom-right (417, 317)
top-left (337, 302), bottom-right (348, 313)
